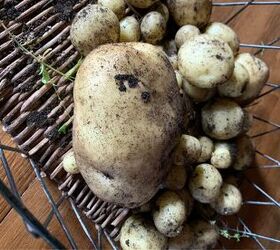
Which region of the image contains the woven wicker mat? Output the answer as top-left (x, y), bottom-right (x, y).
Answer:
top-left (0, 0), bottom-right (129, 239)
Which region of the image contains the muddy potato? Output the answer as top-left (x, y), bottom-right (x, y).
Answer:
top-left (73, 43), bottom-right (185, 208)
top-left (62, 150), bottom-right (79, 174)
top-left (178, 34), bottom-right (234, 89)
top-left (201, 99), bottom-right (245, 140)
top-left (168, 224), bottom-right (194, 249)
top-left (120, 16), bottom-right (141, 42)
top-left (190, 220), bottom-right (219, 249)
top-left (177, 189), bottom-right (194, 216)
top-left (120, 215), bottom-right (167, 250)
top-left (70, 4), bottom-right (119, 56)
top-left (175, 25), bottom-right (200, 49)
top-left (210, 183), bottom-right (242, 215)
top-left (205, 22), bottom-right (239, 55)
top-left (174, 135), bottom-right (201, 165)
top-left (189, 164), bottom-right (223, 203)
top-left (235, 53), bottom-right (269, 104)
top-left (233, 135), bottom-right (255, 170)
top-left (182, 78), bottom-right (216, 103)
top-left (167, 0), bottom-right (212, 27)
top-left (127, 0), bottom-right (157, 8)
top-left (153, 191), bottom-right (186, 237)
top-left (153, 3), bottom-right (169, 22)
top-left (141, 12), bottom-right (166, 44)
top-left (164, 164), bottom-right (187, 190)
top-left (218, 62), bottom-right (250, 98)
top-left (211, 142), bottom-right (235, 169)
top-left (98, 0), bottom-right (125, 19)
top-left (198, 136), bottom-right (214, 163)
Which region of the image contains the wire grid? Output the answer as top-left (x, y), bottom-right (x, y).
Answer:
top-left (0, 0), bottom-right (280, 249)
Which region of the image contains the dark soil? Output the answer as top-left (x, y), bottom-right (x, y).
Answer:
top-left (26, 110), bottom-right (54, 128)
top-left (54, 0), bottom-right (79, 22)
top-left (0, 1), bottom-right (21, 21)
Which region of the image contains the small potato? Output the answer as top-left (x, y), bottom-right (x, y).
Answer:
top-left (140, 11), bottom-right (166, 44)
top-left (211, 142), bottom-right (235, 169)
top-left (98, 0), bottom-right (125, 19)
top-left (189, 164), bottom-right (223, 203)
top-left (233, 135), bottom-right (255, 170)
top-left (235, 53), bottom-right (269, 104)
top-left (218, 62), bottom-right (249, 98)
top-left (178, 34), bottom-right (234, 89)
top-left (205, 22), bottom-right (239, 55)
top-left (177, 189), bottom-right (194, 217)
top-left (190, 220), bottom-right (219, 249)
top-left (62, 150), bottom-right (79, 174)
top-left (174, 135), bottom-right (202, 165)
top-left (164, 164), bottom-right (187, 190)
top-left (198, 136), bottom-right (214, 163)
top-left (120, 16), bottom-right (141, 42)
top-left (168, 224), bottom-right (194, 249)
top-left (201, 99), bottom-right (245, 140)
top-left (70, 4), bottom-right (119, 56)
top-left (127, 0), bottom-right (157, 8)
top-left (169, 55), bottom-right (178, 70)
top-left (182, 78), bottom-right (216, 103)
top-left (175, 70), bottom-right (183, 89)
top-left (120, 215), bottom-right (167, 250)
top-left (167, 0), bottom-right (212, 28)
top-left (175, 25), bottom-right (200, 48)
top-left (210, 183), bottom-right (242, 215)
top-left (153, 191), bottom-right (186, 237)
top-left (153, 3), bottom-right (169, 22)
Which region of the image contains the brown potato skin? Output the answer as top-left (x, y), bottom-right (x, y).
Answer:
top-left (73, 43), bottom-right (185, 208)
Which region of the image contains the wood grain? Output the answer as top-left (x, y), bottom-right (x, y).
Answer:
top-left (0, 2), bottom-right (280, 249)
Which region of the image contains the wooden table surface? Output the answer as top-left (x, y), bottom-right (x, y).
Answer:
top-left (0, 1), bottom-right (280, 249)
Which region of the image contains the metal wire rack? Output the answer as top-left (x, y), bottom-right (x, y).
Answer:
top-left (0, 0), bottom-right (279, 249)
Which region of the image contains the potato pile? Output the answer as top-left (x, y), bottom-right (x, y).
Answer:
top-left (67, 0), bottom-right (270, 249)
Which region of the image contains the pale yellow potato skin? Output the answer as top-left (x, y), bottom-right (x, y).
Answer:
top-left (62, 150), bottom-right (79, 174)
top-left (120, 215), bottom-right (167, 250)
top-left (211, 142), bottom-right (233, 169)
top-left (189, 164), bottom-right (223, 203)
top-left (141, 12), bottom-right (166, 44)
top-left (175, 25), bottom-right (200, 48)
top-left (198, 136), bottom-right (214, 163)
top-left (73, 43), bottom-right (185, 208)
top-left (201, 99), bottom-right (245, 140)
top-left (153, 191), bottom-right (186, 237)
top-left (168, 224), bottom-right (194, 249)
top-left (98, 0), bottom-right (126, 19)
top-left (70, 4), bottom-right (119, 56)
top-left (127, 0), bottom-right (157, 8)
top-left (218, 62), bottom-right (249, 98)
top-left (205, 22), bottom-right (239, 55)
top-left (235, 53), bottom-right (269, 104)
top-left (167, 0), bottom-right (212, 27)
top-left (120, 16), bottom-right (141, 42)
top-left (178, 35), bottom-right (234, 89)
top-left (210, 183), bottom-right (242, 215)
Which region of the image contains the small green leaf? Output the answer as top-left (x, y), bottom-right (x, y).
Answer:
top-left (39, 64), bottom-right (51, 85)
top-left (65, 58), bottom-right (83, 80)
top-left (58, 124), bottom-right (68, 135)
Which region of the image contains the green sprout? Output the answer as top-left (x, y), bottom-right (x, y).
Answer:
top-left (219, 229), bottom-right (248, 242)
top-left (39, 63), bottom-right (51, 85)
top-left (58, 124), bottom-right (69, 135)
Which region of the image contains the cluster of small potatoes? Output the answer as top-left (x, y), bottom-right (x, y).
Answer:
top-left (67, 0), bottom-right (270, 249)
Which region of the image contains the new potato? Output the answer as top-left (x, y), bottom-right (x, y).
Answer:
top-left (73, 43), bottom-right (185, 208)
top-left (120, 16), bottom-right (141, 42)
top-left (175, 25), bottom-right (200, 48)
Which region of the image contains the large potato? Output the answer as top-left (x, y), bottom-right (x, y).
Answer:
top-left (178, 34), bottom-right (234, 89)
top-left (73, 43), bottom-right (185, 208)
top-left (201, 99), bottom-right (245, 140)
top-left (167, 0), bottom-right (212, 27)
top-left (70, 4), bottom-right (120, 56)
top-left (120, 215), bottom-right (167, 250)
top-left (235, 53), bottom-right (269, 104)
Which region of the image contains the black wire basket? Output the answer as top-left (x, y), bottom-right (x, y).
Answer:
top-left (0, 0), bottom-right (280, 249)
